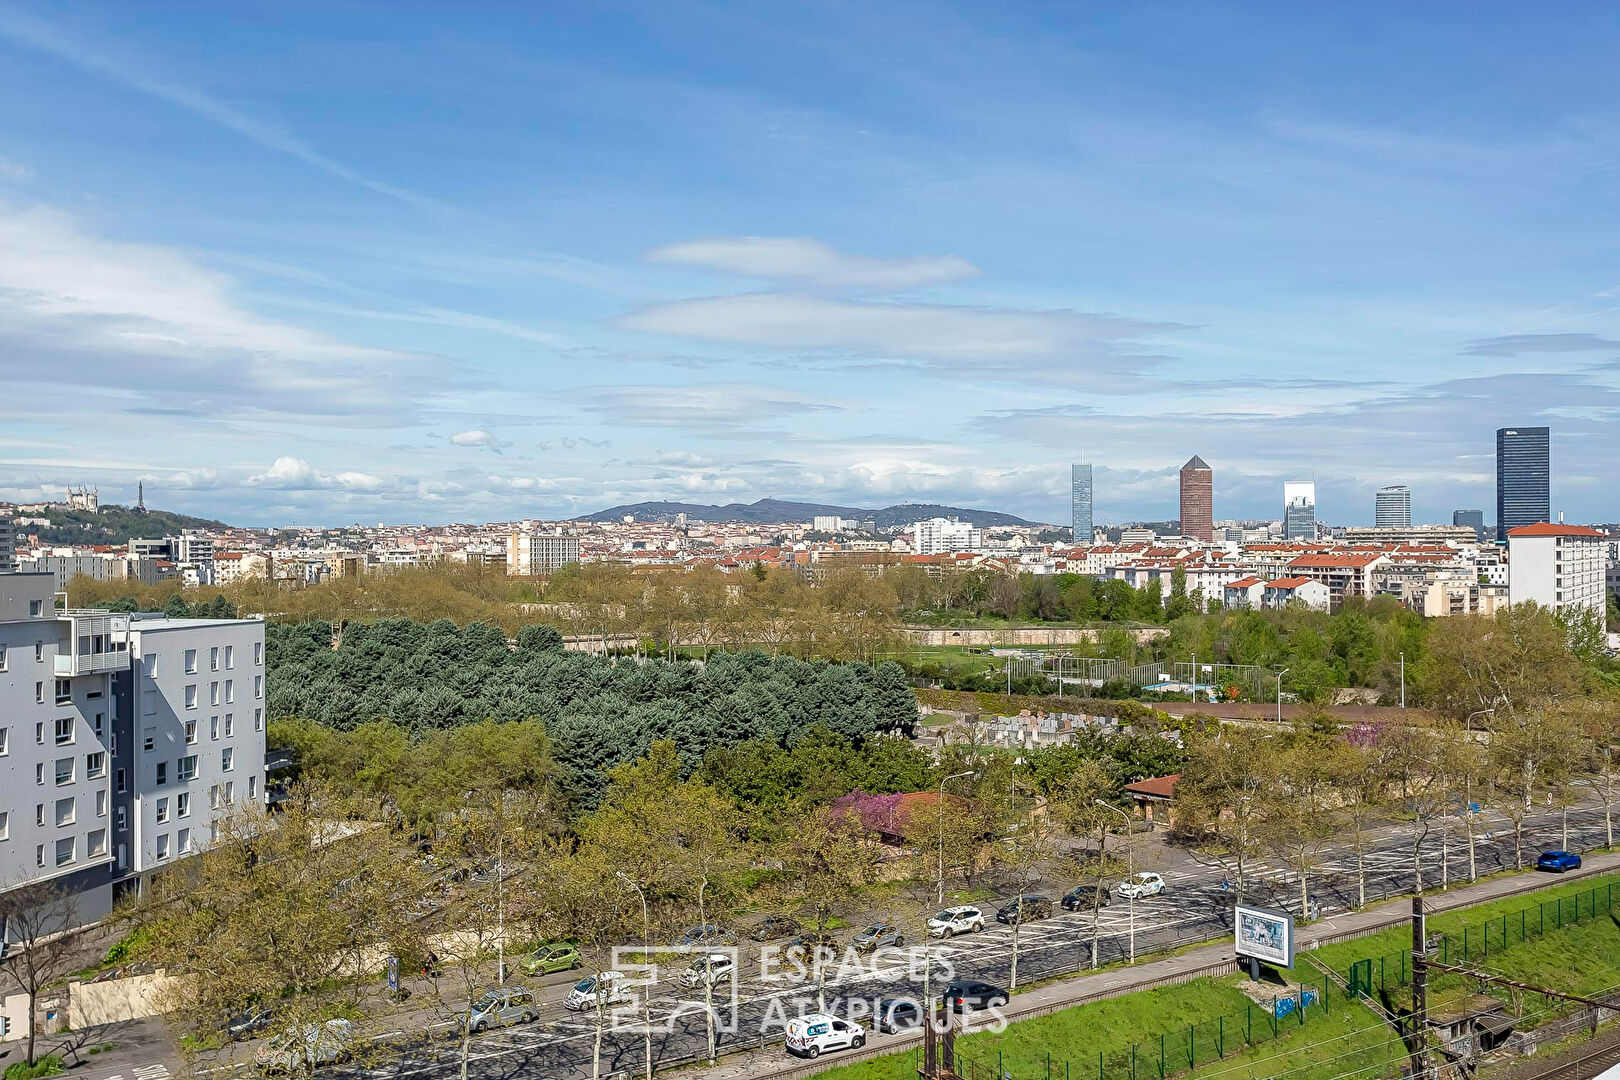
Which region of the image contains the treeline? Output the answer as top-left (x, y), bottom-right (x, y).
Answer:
top-left (265, 618), bottom-right (916, 804)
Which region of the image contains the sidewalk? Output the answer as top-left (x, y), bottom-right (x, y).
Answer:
top-left (680, 849), bottom-right (1620, 1080)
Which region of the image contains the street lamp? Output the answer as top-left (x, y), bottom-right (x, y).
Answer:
top-left (937, 771), bottom-right (976, 905)
top-left (1095, 800), bottom-right (1136, 964)
top-left (1275, 668), bottom-right (1289, 725)
top-left (613, 871), bottom-right (653, 1080)
top-left (1399, 651), bottom-right (1406, 709)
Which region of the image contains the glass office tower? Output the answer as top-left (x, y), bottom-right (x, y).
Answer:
top-left (1496, 427), bottom-right (1550, 541)
top-left (1071, 463), bottom-right (1093, 542)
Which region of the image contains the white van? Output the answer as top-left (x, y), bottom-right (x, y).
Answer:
top-left (785, 1013), bottom-right (866, 1058)
top-left (564, 971), bottom-right (632, 1011)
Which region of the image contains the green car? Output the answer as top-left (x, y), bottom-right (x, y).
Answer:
top-left (521, 943), bottom-right (582, 975)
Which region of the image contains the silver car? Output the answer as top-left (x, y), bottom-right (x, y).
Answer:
top-left (465, 987), bottom-right (537, 1032)
top-left (253, 1019), bottom-right (355, 1073)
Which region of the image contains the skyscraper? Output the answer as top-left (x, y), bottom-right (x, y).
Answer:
top-left (1283, 481), bottom-right (1316, 541)
top-left (1496, 426), bottom-right (1550, 541)
top-left (1179, 456), bottom-right (1213, 542)
top-left (1452, 509), bottom-right (1484, 541)
top-left (1070, 463), bottom-right (1093, 543)
top-left (1375, 485), bottom-right (1412, 528)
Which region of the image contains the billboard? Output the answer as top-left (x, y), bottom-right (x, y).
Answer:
top-left (1234, 904), bottom-right (1294, 968)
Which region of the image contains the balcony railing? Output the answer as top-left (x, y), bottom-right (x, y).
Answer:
top-left (54, 611), bottom-right (131, 676)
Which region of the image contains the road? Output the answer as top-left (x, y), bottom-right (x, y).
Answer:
top-left (79, 799), bottom-right (1616, 1080)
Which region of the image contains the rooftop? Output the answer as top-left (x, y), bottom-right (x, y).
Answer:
top-left (1507, 523), bottom-right (1606, 538)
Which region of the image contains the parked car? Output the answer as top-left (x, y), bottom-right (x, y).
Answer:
top-left (565, 971), bottom-right (632, 1011)
top-left (520, 943), bottom-right (582, 975)
top-left (750, 914), bottom-right (801, 941)
top-left (464, 987), bottom-right (537, 1032)
top-left (851, 922), bottom-right (905, 952)
top-left (254, 1019), bottom-right (355, 1073)
top-left (785, 1013), bottom-right (866, 1058)
top-left (1061, 885), bottom-right (1110, 911)
top-left (995, 895), bottom-right (1052, 925)
top-left (875, 998), bottom-right (924, 1034)
top-left (927, 906), bottom-right (985, 938)
top-left (678, 953), bottom-right (736, 989)
top-left (785, 930), bottom-right (841, 962)
top-left (1117, 872), bottom-right (1167, 899)
top-left (227, 1005), bottom-right (275, 1041)
top-left (1537, 850), bottom-right (1582, 873)
top-left (673, 924), bottom-right (738, 948)
top-left (943, 979), bottom-right (1009, 1012)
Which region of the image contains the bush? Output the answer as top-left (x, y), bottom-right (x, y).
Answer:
top-left (5, 1056), bottom-right (65, 1080)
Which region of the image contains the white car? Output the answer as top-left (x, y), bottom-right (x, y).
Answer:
top-left (1117, 872), bottom-right (1166, 899)
top-left (678, 953), bottom-right (735, 989)
top-left (785, 1013), bottom-right (866, 1058)
top-left (564, 970), bottom-right (632, 1011)
top-left (927, 905), bottom-right (985, 938)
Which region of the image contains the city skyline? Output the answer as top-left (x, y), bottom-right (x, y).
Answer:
top-left (2, 5), bottom-right (1618, 526)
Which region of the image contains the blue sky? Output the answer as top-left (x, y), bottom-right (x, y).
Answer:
top-left (2, 3), bottom-right (1618, 527)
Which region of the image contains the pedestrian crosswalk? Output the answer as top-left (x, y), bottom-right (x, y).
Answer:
top-left (100, 1062), bottom-right (172, 1080)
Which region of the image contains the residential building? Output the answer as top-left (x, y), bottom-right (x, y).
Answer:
top-left (913, 517), bottom-right (982, 555)
top-left (1497, 427), bottom-right (1551, 542)
top-left (1222, 577), bottom-right (1265, 610)
top-left (1178, 456), bottom-right (1213, 542)
top-left (1506, 523), bottom-right (1605, 617)
top-left (1453, 509), bottom-right (1485, 541)
top-left (0, 518), bottom-right (13, 574)
top-left (0, 572), bottom-right (265, 940)
top-left (1340, 524), bottom-right (1480, 546)
top-left (1283, 481), bottom-right (1316, 541)
top-left (505, 530), bottom-right (581, 575)
top-left (1261, 576), bottom-right (1331, 612)
top-left (1375, 485), bottom-right (1412, 528)
top-left (811, 516), bottom-right (842, 534)
top-left (170, 531), bottom-right (216, 585)
top-left (1285, 551), bottom-right (1391, 610)
top-left (1071, 463), bottom-right (1093, 542)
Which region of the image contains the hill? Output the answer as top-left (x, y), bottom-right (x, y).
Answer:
top-left (582, 498), bottom-right (1042, 529)
top-left (11, 505), bottom-right (231, 546)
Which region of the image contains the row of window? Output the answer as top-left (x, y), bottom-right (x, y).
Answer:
top-left (148, 642), bottom-right (264, 677)
top-left (31, 830), bottom-right (108, 868)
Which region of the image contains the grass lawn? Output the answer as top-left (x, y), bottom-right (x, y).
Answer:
top-left (1426, 913), bottom-right (1620, 1026)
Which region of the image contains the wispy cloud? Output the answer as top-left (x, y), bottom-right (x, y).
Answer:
top-left (1464, 332), bottom-right (1620, 357)
top-left (646, 236), bottom-right (978, 291)
top-left (0, 156), bottom-right (30, 181)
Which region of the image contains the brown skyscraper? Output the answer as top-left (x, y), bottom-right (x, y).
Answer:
top-left (1179, 455), bottom-right (1213, 541)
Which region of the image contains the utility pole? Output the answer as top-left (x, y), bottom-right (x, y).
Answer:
top-left (937, 770), bottom-right (974, 905)
top-left (1276, 667), bottom-right (1289, 724)
top-left (1409, 895), bottom-right (1429, 1080)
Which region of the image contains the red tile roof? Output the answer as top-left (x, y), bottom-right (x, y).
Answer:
top-left (1225, 577), bottom-right (1263, 588)
top-left (1289, 552), bottom-right (1386, 568)
top-left (1124, 774), bottom-right (1180, 800)
top-left (1266, 576), bottom-right (1315, 589)
top-left (1507, 523), bottom-right (1605, 538)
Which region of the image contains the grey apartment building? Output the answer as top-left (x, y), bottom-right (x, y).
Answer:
top-left (0, 573), bottom-right (264, 938)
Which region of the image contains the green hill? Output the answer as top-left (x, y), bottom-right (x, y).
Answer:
top-left (13, 506), bottom-right (232, 547)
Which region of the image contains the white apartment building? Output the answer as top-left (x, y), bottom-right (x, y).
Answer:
top-left (1507, 523), bottom-right (1607, 617)
top-left (505, 531), bottom-right (582, 575)
top-left (912, 517), bottom-right (982, 556)
top-left (0, 573), bottom-right (265, 940)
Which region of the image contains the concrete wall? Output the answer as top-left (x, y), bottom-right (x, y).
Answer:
top-left (901, 626), bottom-right (1168, 647)
top-left (66, 970), bottom-right (189, 1029)
top-left (1, 991), bottom-right (28, 1043)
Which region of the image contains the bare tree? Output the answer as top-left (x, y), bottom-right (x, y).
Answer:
top-left (0, 880), bottom-right (81, 1066)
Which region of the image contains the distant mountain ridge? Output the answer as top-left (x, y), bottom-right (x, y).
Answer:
top-left (582, 498), bottom-right (1043, 529)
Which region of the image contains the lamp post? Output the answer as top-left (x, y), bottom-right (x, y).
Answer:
top-left (613, 871), bottom-right (653, 1080)
top-left (1399, 651), bottom-right (1406, 709)
top-left (1275, 667), bottom-right (1289, 725)
top-left (1096, 800), bottom-right (1135, 964)
top-left (1462, 708), bottom-right (1496, 883)
top-left (938, 771), bottom-right (976, 905)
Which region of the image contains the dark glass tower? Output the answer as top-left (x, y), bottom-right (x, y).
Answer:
top-left (1071, 463), bottom-right (1093, 542)
top-left (1495, 426), bottom-right (1550, 541)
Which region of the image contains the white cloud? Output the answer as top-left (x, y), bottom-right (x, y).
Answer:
top-left (450, 429), bottom-right (496, 447)
top-left (645, 236), bottom-right (977, 291)
top-left (0, 157), bottom-right (30, 181)
top-left (245, 456), bottom-right (383, 492)
top-left (576, 382), bottom-right (845, 430)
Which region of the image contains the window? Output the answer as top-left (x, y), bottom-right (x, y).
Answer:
top-left (254, 708), bottom-right (263, 732)
top-left (144, 652), bottom-right (157, 677)
top-left (185, 719), bottom-right (198, 744)
top-left (35, 641), bottom-right (44, 661)
top-left (29, 599), bottom-right (42, 617)
top-left (184, 685), bottom-right (198, 710)
top-left (116, 806), bottom-right (127, 832)
top-left (209, 682), bottom-right (219, 707)
top-left (94, 712), bottom-right (104, 737)
top-left (225, 680), bottom-right (234, 704)
top-left (55, 797), bottom-right (75, 827)
top-left (0, 810), bottom-right (8, 841)
top-left (177, 792), bottom-right (190, 818)
top-left (55, 716), bottom-right (74, 745)
top-left (248, 775), bottom-right (257, 800)
top-left (87, 829), bottom-right (107, 858)
top-left (254, 642), bottom-right (263, 666)
top-left (116, 767), bottom-right (126, 793)
top-left (95, 790), bottom-right (107, 818)
top-left (178, 755), bottom-right (197, 781)
top-left (209, 716), bottom-right (218, 740)
top-left (55, 757), bottom-right (74, 786)
top-left (156, 834), bottom-right (170, 861)
top-left (156, 797), bottom-right (169, 824)
top-left (0, 643), bottom-right (7, 670)
top-left (156, 761), bottom-right (168, 786)
top-left (224, 645), bottom-right (234, 669)
top-left (254, 675), bottom-right (263, 699)
top-left (35, 763), bottom-right (44, 785)
top-left (35, 681), bottom-right (43, 704)
top-left (0, 727), bottom-right (7, 756)
top-left (143, 727), bottom-right (156, 752)
top-left (143, 688), bottom-right (157, 715)
top-left (85, 752), bottom-right (105, 779)
top-left (55, 678), bottom-right (71, 705)
top-left (177, 827), bottom-right (191, 855)
top-left (209, 647), bottom-right (219, 671)
top-left (221, 748), bottom-right (234, 772)
top-left (55, 836), bottom-right (74, 866)
top-left (35, 804), bottom-right (44, 826)
top-left (184, 649), bottom-right (197, 674)
top-left (209, 785), bottom-right (220, 810)
top-left (35, 721), bottom-right (43, 745)
top-left (224, 714), bottom-right (234, 737)
top-left (224, 781), bottom-right (234, 803)
top-left (36, 845), bottom-right (44, 867)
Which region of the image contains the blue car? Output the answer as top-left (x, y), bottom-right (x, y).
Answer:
top-left (1536, 850), bottom-right (1581, 873)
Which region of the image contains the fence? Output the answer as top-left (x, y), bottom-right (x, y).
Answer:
top-left (1341, 880), bottom-right (1619, 1002)
top-left (945, 983), bottom-right (1330, 1080)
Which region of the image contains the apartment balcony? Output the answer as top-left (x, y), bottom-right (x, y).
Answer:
top-left (54, 610), bottom-right (132, 676)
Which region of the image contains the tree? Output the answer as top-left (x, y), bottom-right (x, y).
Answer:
top-left (1173, 725), bottom-right (1274, 904)
top-left (0, 881), bottom-right (81, 1066)
top-left (1330, 726), bottom-right (1394, 905)
top-left (780, 804), bottom-right (883, 1011)
top-left (1255, 724), bottom-right (1343, 917)
top-left (1491, 705), bottom-right (1588, 868)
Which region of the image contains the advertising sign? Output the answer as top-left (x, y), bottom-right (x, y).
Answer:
top-left (1234, 904), bottom-right (1294, 968)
